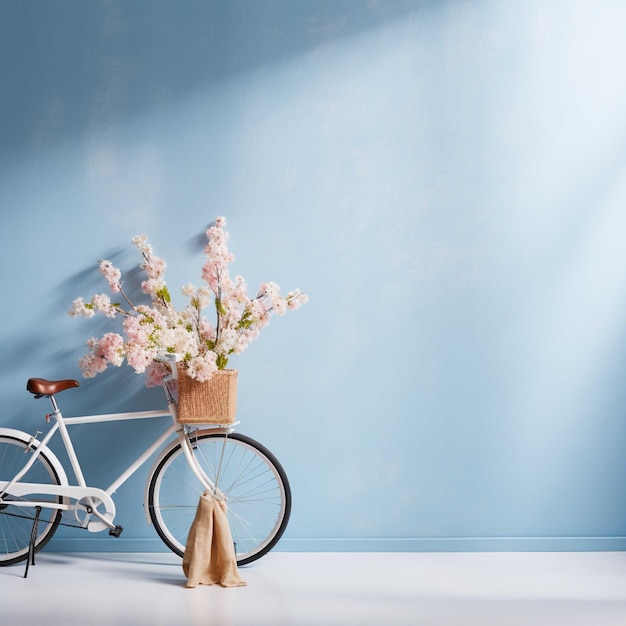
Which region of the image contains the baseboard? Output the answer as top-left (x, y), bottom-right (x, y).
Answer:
top-left (278, 537), bottom-right (626, 552)
top-left (46, 536), bottom-right (626, 553)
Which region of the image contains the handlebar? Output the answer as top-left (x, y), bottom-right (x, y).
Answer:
top-left (154, 352), bottom-right (181, 382)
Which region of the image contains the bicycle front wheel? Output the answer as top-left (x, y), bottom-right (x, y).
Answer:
top-left (0, 435), bottom-right (63, 566)
top-left (148, 432), bottom-right (291, 566)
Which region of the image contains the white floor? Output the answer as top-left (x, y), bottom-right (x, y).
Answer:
top-left (2, 551), bottom-right (626, 625)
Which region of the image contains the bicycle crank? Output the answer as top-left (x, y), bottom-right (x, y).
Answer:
top-left (75, 495), bottom-right (116, 532)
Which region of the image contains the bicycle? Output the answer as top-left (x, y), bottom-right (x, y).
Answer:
top-left (0, 355), bottom-right (291, 577)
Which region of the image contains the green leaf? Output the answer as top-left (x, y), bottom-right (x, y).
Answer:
top-left (157, 287), bottom-right (171, 303)
top-left (215, 298), bottom-right (226, 316)
top-left (237, 310), bottom-right (254, 329)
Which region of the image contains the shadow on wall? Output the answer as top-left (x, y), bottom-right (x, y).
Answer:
top-left (1, 0), bottom-right (435, 159)
top-left (4, 338), bottom-right (160, 426)
top-left (3, 247), bottom-right (168, 426)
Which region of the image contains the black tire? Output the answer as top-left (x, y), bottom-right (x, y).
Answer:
top-left (0, 435), bottom-right (63, 565)
top-left (148, 432), bottom-right (291, 566)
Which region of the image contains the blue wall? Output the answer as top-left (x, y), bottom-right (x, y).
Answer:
top-left (2, 0), bottom-right (626, 553)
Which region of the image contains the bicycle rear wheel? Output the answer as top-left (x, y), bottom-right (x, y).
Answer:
top-left (0, 435), bottom-right (63, 565)
top-left (148, 432), bottom-right (291, 566)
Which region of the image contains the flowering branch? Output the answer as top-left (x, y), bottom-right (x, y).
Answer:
top-left (69, 217), bottom-right (308, 387)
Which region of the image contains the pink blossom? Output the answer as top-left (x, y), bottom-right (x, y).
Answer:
top-left (142, 255), bottom-right (166, 279)
top-left (141, 277), bottom-right (167, 296)
top-left (144, 362), bottom-right (170, 387)
top-left (199, 318), bottom-right (216, 342)
top-left (181, 283), bottom-right (196, 297)
top-left (187, 354), bottom-right (218, 382)
top-left (196, 286), bottom-right (211, 309)
top-left (98, 333), bottom-right (125, 366)
top-left (92, 293), bottom-right (118, 318)
top-left (273, 298), bottom-right (287, 316)
top-left (78, 333), bottom-right (124, 377)
top-left (99, 260), bottom-right (122, 294)
top-left (122, 316), bottom-right (149, 344)
top-left (287, 290), bottom-right (309, 310)
top-left (68, 297), bottom-right (95, 318)
top-left (78, 352), bottom-right (108, 378)
top-left (126, 343), bottom-right (153, 374)
top-left (258, 282), bottom-right (280, 299)
top-left (131, 234), bottom-right (152, 255)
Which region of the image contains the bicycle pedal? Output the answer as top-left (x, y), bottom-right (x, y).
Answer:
top-left (109, 525), bottom-right (124, 538)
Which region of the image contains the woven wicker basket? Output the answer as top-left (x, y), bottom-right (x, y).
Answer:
top-left (176, 366), bottom-right (238, 424)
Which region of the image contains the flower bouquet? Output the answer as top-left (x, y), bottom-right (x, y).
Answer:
top-left (69, 217), bottom-right (308, 420)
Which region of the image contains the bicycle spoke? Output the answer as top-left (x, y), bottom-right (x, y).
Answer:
top-left (0, 436), bottom-right (62, 565)
top-left (148, 432), bottom-right (290, 565)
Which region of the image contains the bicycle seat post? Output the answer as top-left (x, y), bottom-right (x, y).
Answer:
top-left (46, 395), bottom-right (61, 421)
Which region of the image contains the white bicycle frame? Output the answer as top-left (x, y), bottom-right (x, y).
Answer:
top-left (0, 385), bottom-right (230, 534)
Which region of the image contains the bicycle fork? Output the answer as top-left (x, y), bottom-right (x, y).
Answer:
top-left (182, 426), bottom-right (233, 499)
